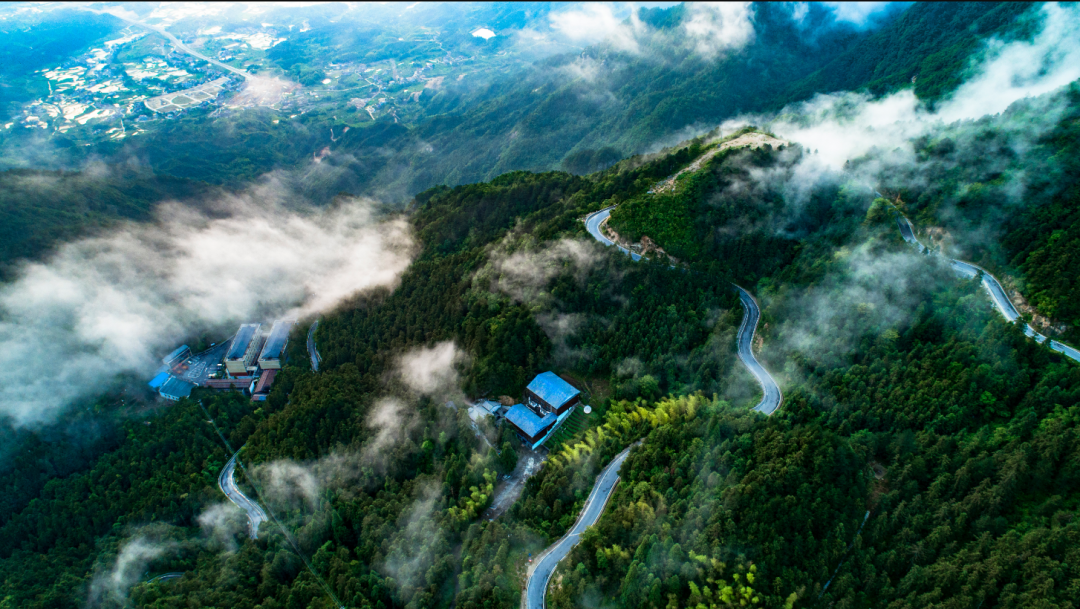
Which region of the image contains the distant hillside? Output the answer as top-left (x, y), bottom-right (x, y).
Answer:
top-left (102, 2), bottom-right (1036, 203)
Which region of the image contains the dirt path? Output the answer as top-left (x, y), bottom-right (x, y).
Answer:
top-left (484, 451), bottom-right (544, 520)
top-left (652, 132), bottom-right (790, 194)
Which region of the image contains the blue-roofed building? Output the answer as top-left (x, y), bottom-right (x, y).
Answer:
top-left (505, 404), bottom-right (557, 447)
top-left (148, 371), bottom-right (170, 389)
top-left (258, 319), bottom-right (296, 370)
top-left (159, 377), bottom-right (196, 401)
top-left (162, 345), bottom-right (191, 368)
top-left (525, 371), bottom-right (581, 416)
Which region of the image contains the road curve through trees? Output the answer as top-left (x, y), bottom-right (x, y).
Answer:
top-left (218, 453), bottom-right (268, 540)
top-left (584, 207), bottom-right (642, 261)
top-left (583, 207), bottom-right (783, 413)
top-left (894, 214), bottom-right (1080, 363)
top-left (734, 286), bottom-right (783, 414)
top-left (520, 209), bottom-right (782, 606)
top-left (524, 445), bottom-right (634, 609)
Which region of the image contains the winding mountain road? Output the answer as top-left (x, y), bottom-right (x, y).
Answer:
top-left (735, 286), bottom-right (783, 414)
top-left (527, 187), bottom-right (1078, 608)
top-left (523, 207), bottom-right (782, 606)
top-left (895, 214), bottom-right (1080, 363)
top-left (524, 445), bottom-right (634, 609)
top-left (584, 207), bottom-right (642, 261)
top-left (583, 207), bottom-right (782, 413)
top-left (218, 453), bottom-right (268, 540)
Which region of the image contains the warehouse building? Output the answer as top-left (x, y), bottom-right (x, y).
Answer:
top-left (257, 319), bottom-right (295, 370)
top-left (505, 372), bottom-right (582, 449)
top-left (156, 375), bottom-right (196, 401)
top-left (225, 323), bottom-right (264, 376)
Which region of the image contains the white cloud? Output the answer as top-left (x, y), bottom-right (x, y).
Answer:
top-left (87, 537), bottom-right (169, 607)
top-left (822, 1), bottom-right (897, 27)
top-left (549, 3), bottom-right (645, 53)
top-left (936, 3), bottom-right (1080, 123)
top-left (729, 3), bottom-right (1080, 173)
top-left (363, 396), bottom-right (414, 466)
top-left (0, 190), bottom-right (414, 428)
top-left (397, 341), bottom-right (465, 396)
top-left (683, 2), bottom-right (756, 57)
top-left (197, 502), bottom-right (247, 551)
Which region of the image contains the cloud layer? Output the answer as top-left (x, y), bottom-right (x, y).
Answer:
top-left (731, 3), bottom-right (1080, 173)
top-left (0, 188), bottom-right (414, 427)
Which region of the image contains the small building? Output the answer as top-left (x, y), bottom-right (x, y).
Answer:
top-left (503, 372), bottom-right (584, 449)
top-left (202, 378), bottom-right (250, 390)
top-left (162, 345), bottom-right (191, 369)
top-left (250, 369), bottom-right (278, 401)
top-left (225, 323), bottom-right (263, 376)
top-left (505, 404), bottom-right (557, 448)
top-left (524, 372), bottom-right (581, 416)
top-left (159, 376), bottom-right (196, 401)
top-left (258, 319), bottom-right (296, 370)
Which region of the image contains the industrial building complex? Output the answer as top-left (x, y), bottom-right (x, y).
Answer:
top-left (150, 325), bottom-right (584, 453)
top-left (149, 319), bottom-right (296, 402)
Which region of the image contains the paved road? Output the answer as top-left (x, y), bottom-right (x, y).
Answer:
top-left (894, 211), bottom-right (1080, 363)
top-left (584, 207), bottom-right (783, 413)
top-left (218, 453), bottom-right (268, 540)
top-left (524, 445), bottom-right (634, 609)
top-left (307, 320), bottom-right (322, 372)
top-left (734, 286), bottom-right (783, 415)
top-left (94, 8), bottom-right (251, 80)
top-left (584, 207), bottom-right (642, 261)
top-left (146, 572), bottom-right (184, 583)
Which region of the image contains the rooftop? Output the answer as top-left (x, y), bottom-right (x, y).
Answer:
top-left (527, 372), bottom-right (581, 408)
top-left (159, 377), bottom-right (196, 400)
top-left (505, 403), bottom-right (556, 438)
top-left (254, 369), bottom-right (278, 394)
top-left (148, 371), bottom-right (170, 389)
top-left (162, 345), bottom-right (190, 365)
top-left (259, 319), bottom-right (295, 362)
top-left (226, 324), bottom-right (261, 361)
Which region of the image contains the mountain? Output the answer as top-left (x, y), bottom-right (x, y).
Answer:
top-left (2, 3), bottom-right (1080, 609)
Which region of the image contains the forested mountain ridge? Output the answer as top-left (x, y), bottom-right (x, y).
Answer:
top-left (3, 3), bottom-right (1080, 609)
top-left (4, 121), bottom-right (1080, 608)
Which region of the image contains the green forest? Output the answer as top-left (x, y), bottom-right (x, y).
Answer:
top-left (5, 104), bottom-right (1080, 606)
top-left (3, 2), bottom-right (1080, 609)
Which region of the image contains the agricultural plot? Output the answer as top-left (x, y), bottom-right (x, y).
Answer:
top-left (144, 77), bottom-right (231, 112)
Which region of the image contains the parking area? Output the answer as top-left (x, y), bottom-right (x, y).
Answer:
top-left (176, 342), bottom-right (230, 384)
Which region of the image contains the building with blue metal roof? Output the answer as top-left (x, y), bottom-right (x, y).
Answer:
top-left (162, 345), bottom-right (191, 368)
top-left (148, 371), bottom-right (170, 389)
top-left (505, 404), bottom-right (557, 446)
top-left (258, 319), bottom-right (296, 370)
top-left (525, 371), bottom-right (581, 415)
top-left (159, 377), bottom-right (196, 401)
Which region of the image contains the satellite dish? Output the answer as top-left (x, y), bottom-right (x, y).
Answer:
top-left (583, 405), bottom-right (592, 414)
